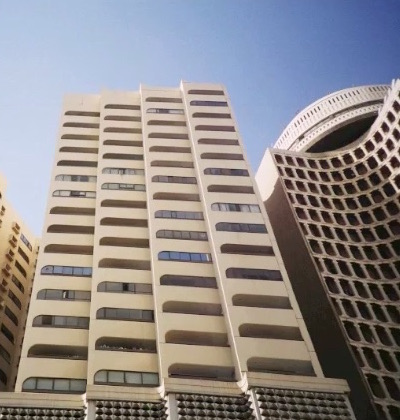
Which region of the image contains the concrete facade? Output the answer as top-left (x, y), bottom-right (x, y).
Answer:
top-left (256, 80), bottom-right (400, 419)
top-left (0, 82), bottom-right (355, 420)
top-left (0, 175), bottom-right (39, 391)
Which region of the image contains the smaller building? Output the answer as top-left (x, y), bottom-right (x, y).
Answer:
top-left (0, 174), bottom-right (39, 391)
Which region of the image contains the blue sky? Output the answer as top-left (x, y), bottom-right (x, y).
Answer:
top-left (0, 0), bottom-right (399, 235)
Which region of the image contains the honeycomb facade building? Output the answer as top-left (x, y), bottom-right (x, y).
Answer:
top-left (0, 83), bottom-right (355, 419)
top-left (0, 175), bottom-right (39, 391)
top-left (256, 80), bottom-right (400, 419)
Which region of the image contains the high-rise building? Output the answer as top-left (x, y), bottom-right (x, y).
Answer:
top-left (0, 83), bottom-right (355, 420)
top-left (256, 80), bottom-right (400, 420)
top-left (0, 174), bottom-right (39, 391)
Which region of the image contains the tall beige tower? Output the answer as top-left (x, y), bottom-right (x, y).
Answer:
top-left (0, 175), bottom-right (39, 391)
top-left (256, 80), bottom-right (400, 420)
top-left (1, 83), bottom-right (355, 420)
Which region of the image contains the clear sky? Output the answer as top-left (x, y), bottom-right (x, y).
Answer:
top-left (0, 0), bottom-right (399, 235)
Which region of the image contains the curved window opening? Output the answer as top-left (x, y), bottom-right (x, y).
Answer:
top-left (221, 244), bottom-right (274, 256)
top-left (63, 122), bottom-right (99, 129)
top-left (18, 247), bottom-right (29, 264)
top-left (146, 97), bottom-right (182, 103)
top-left (103, 153), bottom-right (143, 161)
top-left (0, 344), bottom-right (11, 364)
top-left (37, 289), bottom-right (91, 301)
top-left (96, 308), bottom-right (154, 322)
top-left (239, 324), bottom-right (302, 340)
top-left (155, 210), bottom-right (203, 220)
top-left (163, 301), bottom-right (222, 316)
top-left (158, 251), bottom-right (212, 263)
top-left (160, 275), bottom-right (217, 289)
top-left (148, 132), bottom-right (188, 140)
top-left (101, 183), bottom-right (145, 191)
top-left (57, 160), bottom-right (98, 168)
top-left (149, 146), bottom-right (191, 154)
top-left (8, 290), bottom-right (22, 309)
top-left (226, 267), bottom-right (282, 281)
top-left (28, 345), bottom-right (88, 360)
top-left (211, 202), bottom-right (260, 213)
top-left (190, 100), bottom-right (227, 107)
top-left (198, 138), bottom-right (239, 146)
top-left (147, 108), bottom-right (184, 114)
top-left (14, 261), bottom-right (26, 278)
top-left (44, 244), bottom-right (93, 255)
top-left (156, 230), bottom-right (207, 241)
top-left (216, 222), bottom-right (267, 234)
top-left (100, 237), bottom-right (149, 248)
top-left (196, 125), bottom-right (235, 132)
top-left (152, 175), bottom-right (196, 184)
top-left (50, 207), bottom-right (95, 216)
top-left (65, 111), bottom-right (100, 117)
top-left (104, 104), bottom-right (140, 110)
top-left (151, 160), bottom-right (194, 168)
top-left (101, 199), bottom-right (146, 209)
top-left (103, 139), bottom-right (143, 147)
top-left (193, 112), bottom-right (231, 119)
top-left (40, 265), bottom-right (92, 277)
top-left (204, 168), bottom-right (248, 176)
top-left (11, 275), bottom-right (24, 294)
top-left (0, 369), bottom-right (7, 385)
top-left (97, 281), bottom-right (152, 294)
top-left (102, 167), bottom-right (144, 175)
top-left (100, 217), bottom-right (148, 227)
top-left (94, 370), bottom-right (159, 386)
top-left (60, 134), bottom-right (98, 141)
top-left (47, 225), bottom-right (94, 234)
top-left (55, 174), bottom-right (97, 182)
top-left (207, 185), bottom-right (254, 194)
top-left (22, 377), bottom-right (86, 394)
top-left (59, 146), bottom-right (98, 154)
top-left (5, 306), bottom-right (19, 326)
top-left (104, 127), bottom-right (142, 134)
top-left (188, 89), bottom-right (224, 96)
top-left (232, 294), bottom-right (291, 309)
top-left (201, 152), bottom-right (242, 160)
top-left (33, 315), bottom-right (89, 329)
top-left (168, 364), bottom-right (235, 382)
top-left (247, 358), bottom-right (315, 376)
top-left (153, 192), bottom-right (200, 202)
top-left (98, 258), bottom-right (150, 271)
top-left (166, 331), bottom-right (228, 347)
top-left (1, 325), bottom-right (14, 343)
top-left (104, 115), bottom-right (141, 122)
top-left (96, 337), bottom-right (156, 353)
top-left (52, 190), bottom-right (96, 198)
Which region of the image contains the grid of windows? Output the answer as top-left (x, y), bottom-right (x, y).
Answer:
top-left (97, 282), bottom-right (152, 294)
top-left (204, 168), bottom-right (249, 176)
top-left (52, 190), bottom-right (96, 198)
top-left (96, 308), bottom-right (154, 322)
top-left (211, 203), bottom-right (260, 213)
top-left (102, 168), bottom-right (144, 175)
top-left (94, 370), bottom-right (159, 387)
top-left (146, 108), bottom-right (183, 114)
top-left (156, 230), bottom-right (207, 241)
top-left (155, 210), bottom-right (204, 220)
top-left (158, 251), bottom-right (212, 263)
top-left (190, 100), bottom-right (228, 107)
top-left (55, 174), bottom-right (97, 182)
top-left (226, 268), bottom-right (283, 281)
top-left (152, 175), bottom-right (197, 184)
top-left (101, 183), bottom-right (146, 191)
top-left (22, 378), bottom-right (86, 394)
top-left (33, 315), bottom-right (90, 329)
top-left (37, 289), bottom-right (91, 301)
top-left (160, 275), bottom-right (217, 289)
top-left (216, 222), bottom-right (267, 234)
top-left (40, 265), bottom-right (92, 277)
